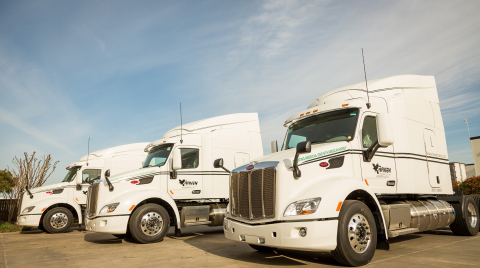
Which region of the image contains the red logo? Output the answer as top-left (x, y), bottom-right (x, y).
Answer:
top-left (130, 180), bottom-right (139, 184)
top-left (246, 165), bottom-right (254, 170)
top-left (319, 162), bottom-right (329, 168)
top-left (45, 191), bottom-right (53, 194)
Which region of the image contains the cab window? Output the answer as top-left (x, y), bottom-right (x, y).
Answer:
top-left (180, 148), bottom-right (199, 169)
top-left (82, 169), bottom-right (101, 183)
top-left (362, 116), bottom-right (378, 148)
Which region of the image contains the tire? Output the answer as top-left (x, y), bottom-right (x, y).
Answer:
top-left (38, 223), bottom-right (45, 232)
top-left (471, 195), bottom-right (480, 217)
top-left (332, 200), bottom-right (377, 267)
top-left (449, 196), bottom-right (479, 236)
top-left (249, 244), bottom-right (276, 252)
top-left (43, 207), bottom-right (74, 234)
top-left (129, 203), bottom-right (170, 244)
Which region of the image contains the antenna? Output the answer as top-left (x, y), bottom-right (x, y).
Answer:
top-left (86, 137), bottom-right (90, 166)
top-left (180, 103), bottom-right (183, 144)
top-left (362, 48), bottom-right (371, 109)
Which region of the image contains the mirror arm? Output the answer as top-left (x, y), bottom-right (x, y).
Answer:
top-left (105, 177), bottom-right (114, 191)
top-left (292, 152), bottom-right (301, 179)
top-left (220, 166), bottom-right (231, 173)
top-left (363, 141), bottom-right (381, 162)
top-left (170, 170), bottom-right (177, 179)
top-left (25, 187), bottom-right (33, 199)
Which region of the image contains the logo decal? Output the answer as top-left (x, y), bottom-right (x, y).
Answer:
top-left (179, 179), bottom-right (198, 187)
top-left (319, 162), bottom-right (329, 168)
top-left (130, 180), bottom-right (139, 184)
top-left (372, 163), bottom-right (391, 178)
top-left (298, 146), bottom-right (347, 162)
top-left (246, 165), bottom-right (254, 170)
top-left (45, 191), bottom-right (53, 194)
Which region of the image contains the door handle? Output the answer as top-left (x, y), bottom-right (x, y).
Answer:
top-left (386, 181), bottom-right (395, 186)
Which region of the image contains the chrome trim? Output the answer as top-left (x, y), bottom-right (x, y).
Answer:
top-left (233, 161), bottom-right (279, 173)
top-left (86, 183), bottom-right (100, 217)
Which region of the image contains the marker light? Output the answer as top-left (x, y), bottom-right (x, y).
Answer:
top-left (100, 203), bottom-right (120, 214)
top-left (342, 104), bottom-right (349, 107)
top-left (22, 206), bottom-right (35, 213)
top-left (284, 198), bottom-right (322, 216)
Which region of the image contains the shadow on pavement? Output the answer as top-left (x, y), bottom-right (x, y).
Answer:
top-left (84, 233), bottom-right (123, 244)
top-left (182, 231), bottom-right (340, 266)
top-left (387, 234), bottom-right (422, 244)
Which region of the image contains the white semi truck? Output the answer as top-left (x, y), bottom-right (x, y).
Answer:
top-left (85, 113), bottom-right (263, 243)
top-left (218, 75), bottom-right (479, 266)
top-left (17, 143), bottom-right (148, 233)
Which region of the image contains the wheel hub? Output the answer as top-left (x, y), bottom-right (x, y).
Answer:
top-left (467, 203), bottom-right (478, 228)
top-left (140, 211), bottom-right (163, 236)
top-left (50, 213), bottom-right (68, 229)
top-left (348, 213), bottom-right (371, 253)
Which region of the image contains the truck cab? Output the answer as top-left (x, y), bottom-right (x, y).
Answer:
top-left (221, 75), bottom-right (479, 266)
top-left (17, 143), bottom-right (148, 233)
top-left (85, 113), bottom-right (263, 244)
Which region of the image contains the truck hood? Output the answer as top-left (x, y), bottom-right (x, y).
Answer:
top-left (108, 166), bottom-right (162, 183)
top-left (236, 141), bottom-right (349, 171)
top-left (30, 182), bottom-right (69, 194)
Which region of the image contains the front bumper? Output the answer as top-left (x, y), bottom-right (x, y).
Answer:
top-left (17, 214), bottom-right (42, 227)
top-left (86, 215), bottom-right (129, 234)
top-left (224, 218), bottom-right (338, 252)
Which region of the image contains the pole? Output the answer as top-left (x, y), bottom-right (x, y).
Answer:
top-left (464, 119), bottom-right (471, 138)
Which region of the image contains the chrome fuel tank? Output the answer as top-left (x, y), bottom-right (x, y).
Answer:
top-left (391, 200), bottom-right (455, 232)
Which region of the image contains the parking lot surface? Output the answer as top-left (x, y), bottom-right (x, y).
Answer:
top-left (0, 226), bottom-right (478, 268)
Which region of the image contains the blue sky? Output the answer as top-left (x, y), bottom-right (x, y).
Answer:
top-left (1, 0), bottom-right (479, 184)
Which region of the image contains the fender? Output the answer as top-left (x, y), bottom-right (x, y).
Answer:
top-left (101, 188), bottom-right (181, 228)
top-left (20, 196), bottom-right (83, 225)
top-left (281, 176), bottom-right (388, 239)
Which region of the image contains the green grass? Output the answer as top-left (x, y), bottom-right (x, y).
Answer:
top-left (0, 222), bottom-right (32, 233)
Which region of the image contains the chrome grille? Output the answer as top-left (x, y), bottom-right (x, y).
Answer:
top-left (87, 183), bottom-right (100, 217)
top-left (230, 166), bottom-right (276, 220)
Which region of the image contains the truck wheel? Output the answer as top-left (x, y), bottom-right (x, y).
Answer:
top-left (332, 200), bottom-right (377, 267)
top-left (43, 207), bottom-right (74, 234)
top-left (249, 244), bottom-right (276, 252)
top-left (129, 204), bottom-right (170, 244)
top-left (38, 223), bottom-right (45, 232)
top-left (449, 197), bottom-right (479, 236)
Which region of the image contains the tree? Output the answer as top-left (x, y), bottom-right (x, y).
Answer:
top-left (0, 169), bottom-right (15, 197)
top-left (6, 152), bottom-right (59, 222)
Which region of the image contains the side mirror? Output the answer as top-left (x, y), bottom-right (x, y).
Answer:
top-left (104, 169), bottom-right (110, 178)
top-left (293, 141), bottom-right (311, 179)
top-left (75, 173), bottom-right (83, 185)
top-left (376, 114), bottom-right (394, 147)
top-left (214, 158), bottom-right (230, 173)
top-left (271, 140), bottom-right (278, 153)
top-left (172, 149), bottom-right (182, 170)
top-left (85, 177), bottom-right (91, 184)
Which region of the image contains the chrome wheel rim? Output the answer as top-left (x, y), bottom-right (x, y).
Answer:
top-left (140, 211), bottom-right (163, 236)
top-left (348, 213), bottom-right (372, 253)
top-left (467, 203), bottom-right (477, 228)
top-left (50, 212), bottom-right (68, 229)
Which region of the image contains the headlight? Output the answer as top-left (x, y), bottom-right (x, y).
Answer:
top-left (284, 198), bottom-right (321, 216)
top-left (100, 203), bottom-right (120, 214)
top-left (22, 206), bottom-right (35, 213)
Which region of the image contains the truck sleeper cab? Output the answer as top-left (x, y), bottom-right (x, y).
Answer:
top-left (220, 75), bottom-right (479, 267)
top-left (17, 143), bottom-right (148, 233)
top-left (85, 113), bottom-right (263, 244)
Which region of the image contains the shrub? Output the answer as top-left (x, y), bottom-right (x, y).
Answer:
top-left (458, 176), bottom-right (480, 195)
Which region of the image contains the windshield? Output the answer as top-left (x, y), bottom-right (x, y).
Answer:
top-left (62, 166), bottom-right (81, 182)
top-left (282, 108), bottom-right (359, 150)
top-left (142, 144), bottom-right (173, 168)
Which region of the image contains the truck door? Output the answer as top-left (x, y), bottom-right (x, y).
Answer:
top-left (360, 114), bottom-right (397, 194)
top-left (73, 168), bottom-right (102, 205)
top-left (424, 129), bottom-right (441, 188)
top-left (168, 147), bottom-right (203, 199)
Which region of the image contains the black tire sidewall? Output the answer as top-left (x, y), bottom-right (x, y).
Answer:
top-left (43, 207), bottom-right (73, 233)
top-left (337, 201), bottom-right (377, 266)
top-left (129, 204), bottom-right (170, 244)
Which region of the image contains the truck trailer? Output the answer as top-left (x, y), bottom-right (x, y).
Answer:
top-left (217, 75), bottom-right (479, 266)
top-left (17, 143), bottom-right (148, 233)
top-left (85, 113), bottom-right (263, 243)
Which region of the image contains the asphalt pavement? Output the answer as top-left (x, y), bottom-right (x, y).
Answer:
top-left (0, 226), bottom-right (478, 267)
